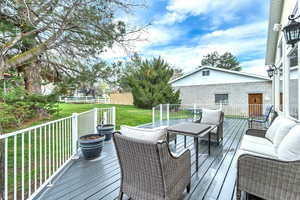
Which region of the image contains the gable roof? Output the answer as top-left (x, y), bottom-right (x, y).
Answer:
top-left (170, 66), bottom-right (270, 84)
top-left (265, 0), bottom-right (284, 65)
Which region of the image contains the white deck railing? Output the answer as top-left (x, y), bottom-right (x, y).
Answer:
top-left (0, 107), bottom-right (115, 200)
top-left (152, 103), bottom-right (273, 124)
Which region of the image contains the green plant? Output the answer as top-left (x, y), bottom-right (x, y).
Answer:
top-left (0, 77), bottom-right (59, 129)
top-left (124, 56), bottom-right (181, 109)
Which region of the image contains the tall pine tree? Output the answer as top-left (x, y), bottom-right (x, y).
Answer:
top-left (125, 57), bottom-right (181, 108)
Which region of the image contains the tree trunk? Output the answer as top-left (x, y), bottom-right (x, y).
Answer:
top-left (24, 60), bottom-right (42, 94)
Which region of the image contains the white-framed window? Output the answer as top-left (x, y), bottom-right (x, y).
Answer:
top-left (288, 48), bottom-right (298, 118)
top-left (215, 94), bottom-right (229, 105)
top-left (289, 46), bottom-right (298, 68)
top-left (202, 70), bottom-right (210, 76)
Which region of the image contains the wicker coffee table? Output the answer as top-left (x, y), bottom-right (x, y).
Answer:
top-left (166, 122), bottom-right (215, 171)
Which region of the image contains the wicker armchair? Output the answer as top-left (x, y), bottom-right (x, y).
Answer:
top-left (113, 132), bottom-right (191, 200)
top-left (194, 111), bottom-right (224, 145)
top-left (236, 129), bottom-right (300, 200)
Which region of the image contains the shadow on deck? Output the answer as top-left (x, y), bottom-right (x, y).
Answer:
top-left (35, 118), bottom-right (260, 200)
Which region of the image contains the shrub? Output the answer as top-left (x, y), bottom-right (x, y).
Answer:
top-left (124, 57), bottom-right (181, 109)
top-left (0, 78), bottom-right (59, 129)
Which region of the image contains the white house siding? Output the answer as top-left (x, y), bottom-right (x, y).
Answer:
top-left (172, 69), bottom-right (267, 87)
top-left (174, 81), bottom-right (272, 116)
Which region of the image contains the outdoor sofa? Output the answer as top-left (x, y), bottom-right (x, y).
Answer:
top-left (113, 126), bottom-right (191, 200)
top-left (237, 115), bottom-right (300, 200)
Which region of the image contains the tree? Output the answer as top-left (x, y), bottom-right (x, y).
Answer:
top-left (171, 68), bottom-right (184, 80)
top-left (52, 60), bottom-right (122, 96)
top-left (0, 0), bottom-right (144, 94)
top-left (124, 56), bottom-right (181, 108)
top-left (117, 53), bottom-right (143, 92)
top-left (201, 51), bottom-right (241, 71)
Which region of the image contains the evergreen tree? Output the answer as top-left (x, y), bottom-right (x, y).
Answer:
top-left (125, 57), bottom-right (181, 108)
top-left (201, 51), bottom-right (241, 71)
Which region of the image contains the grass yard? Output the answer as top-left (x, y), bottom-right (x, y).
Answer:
top-left (56, 103), bottom-right (152, 129)
top-left (1, 103), bottom-right (152, 199)
top-left (4, 103), bottom-right (152, 133)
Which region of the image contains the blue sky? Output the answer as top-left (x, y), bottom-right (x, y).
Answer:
top-left (102, 0), bottom-right (270, 76)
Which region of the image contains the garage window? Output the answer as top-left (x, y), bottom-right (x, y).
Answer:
top-left (202, 70), bottom-right (210, 76)
top-left (215, 94), bottom-right (229, 105)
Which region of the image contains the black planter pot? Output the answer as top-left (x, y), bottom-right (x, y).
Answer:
top-left (79, 134), bottom-right (105, 160)
top-left (97, 124), bottom-right (114, 141)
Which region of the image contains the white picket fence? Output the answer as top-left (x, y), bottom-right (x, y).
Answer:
top-left (0, 107), bottom-right (115, 200)
top-left (60, 96), bottom-right (111, 104)
top-left (152, 103), bottom-right (272, 124)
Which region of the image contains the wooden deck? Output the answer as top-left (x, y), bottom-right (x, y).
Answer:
top-left (35, 118), bottom-right (261, 200)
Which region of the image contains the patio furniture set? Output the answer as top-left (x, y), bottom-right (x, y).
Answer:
top-left (111, 104), bottom-right (300, 200)
top-left (113, 108), bottom-right (224, 200)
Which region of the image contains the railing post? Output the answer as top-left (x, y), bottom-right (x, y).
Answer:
top-left (160, 104), bottom-right (163, 121)
top-left (72, 113), bottom-right (78, 156)
top-left (167, 104), bottom-right (170, 121)
top-left (103, 112), bottom-right (108, 124)
top-left (193, 103), bottom-right (196, 120)
top-left (94, 108), bottom-right (98, 133)
top-left (112, 107), bottom-right (116, 130)
top-left (152, 107), bottom-right (155, 124)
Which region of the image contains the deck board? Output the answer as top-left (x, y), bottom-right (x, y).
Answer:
top-left (35, 118), bottom-right (262, 200)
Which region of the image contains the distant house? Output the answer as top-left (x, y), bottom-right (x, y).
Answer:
top-left (170, 66), bottom-right (272, 116)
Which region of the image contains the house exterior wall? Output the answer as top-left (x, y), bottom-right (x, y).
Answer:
top-left (270, 0), bottom-right (300, 118)
top-left (172, 68), bottom-right (268, 87)
top-left (174, 81), bottom-right (272, 116)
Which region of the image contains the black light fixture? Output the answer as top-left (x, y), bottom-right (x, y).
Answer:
top-left (283, 14), bottom-right (300, 46)
top-left (267, 65), bottom-right (282, 78)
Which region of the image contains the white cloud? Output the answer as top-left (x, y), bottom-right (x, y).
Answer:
top-left (100, 13), bottom-right (268, 76)
top-left (157, 0), bottom-right (254, 25)
top-left (241, 59), bottom-right (268, 76)
top-left (197, 21), bottom-right (267, 56)
top-left (100, 25), bottom-right (183, 59)
top-left (155, 12), bottom-right (187, 25)
top-left (140, 21), bottom-right (268, 75)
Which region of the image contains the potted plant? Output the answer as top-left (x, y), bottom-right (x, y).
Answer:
top-left (79, 134), bottom-right (105, 160)
top-left (97, 124), bottom-right (115, 141)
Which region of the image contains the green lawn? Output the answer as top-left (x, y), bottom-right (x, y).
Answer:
top-left (5, 103), bottom-right (152, 133)
top-left (56, 103), bottom-right (152, 129)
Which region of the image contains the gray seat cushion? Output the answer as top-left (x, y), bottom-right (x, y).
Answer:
top-left (201, 108), bottom-right (221, 125)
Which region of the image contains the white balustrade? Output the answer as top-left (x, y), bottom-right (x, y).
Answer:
top-left (152, 103), bottom-right (273, 124)
top-left (0, 107), bottom-right (116, 200)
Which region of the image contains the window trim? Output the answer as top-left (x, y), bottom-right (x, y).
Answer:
top-left (215, 93), bottom-right (229, 105)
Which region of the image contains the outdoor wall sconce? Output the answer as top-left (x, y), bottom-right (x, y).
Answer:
top-left (283, 14), bottom-right (300, 47)
top-left (267, 65), bottom-right (282, 78)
